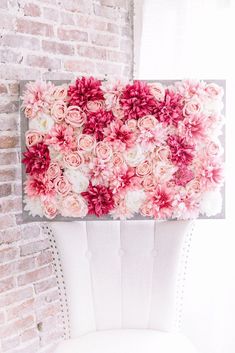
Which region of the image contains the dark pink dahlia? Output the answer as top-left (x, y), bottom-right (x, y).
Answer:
top-left (22, 143), bottom-right (50, 176)
top-left (120, 81), bottom-right (157, 120)
top-left (83, 109), bottom-right (115, 141)
top-left (82, 183), bottom-right (114, 217)
top-left (25, 176), bottom-right (54, 197)
top-left (148, 186), bottom-right (173, 219)
top-left (68, 76), bottom-right (104, 109)
top-left (167, 135), bottom-right (195, 166)
top-left (155, 89), bottom-right (184, 127)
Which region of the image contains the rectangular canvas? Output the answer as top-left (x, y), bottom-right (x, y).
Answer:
top-left (20, 78), bottom-right (225, 222)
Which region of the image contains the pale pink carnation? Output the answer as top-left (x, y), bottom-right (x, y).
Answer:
top-left (45, 123), bottom-right (76, 152)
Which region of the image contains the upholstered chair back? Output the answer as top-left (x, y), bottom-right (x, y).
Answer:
top-left (45, 220), bottom-right (194, 340)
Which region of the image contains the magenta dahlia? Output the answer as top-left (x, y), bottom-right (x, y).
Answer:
top-left (68, 76), bottom-right (104, 109)
top-left (22, 142), bottom-right (50, 176)
top-left (82, 183), bottom-right (114, 217)
top-left (120, 81), bottom-right (157, 120)
top-left (167, 135), bottom-right (195, 166)
top-left (83, 109), bottom-right (115, 141)
top-left (155, 90), bottom-right (184, 127)
top-left (148, 186), bottom-right (173, 219)
top-left (173, 167), bottom-right (194, 187)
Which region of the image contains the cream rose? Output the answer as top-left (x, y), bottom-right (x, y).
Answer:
top-left (112, 107), bottom-right (125, 119)
top-left (205, 83), bottom-right (223, 99)
top-left (61, 194), bottom-right (88, 218)
top-left (65, 106), bottom-right (87, 128)
top-left (51, 100), bottom-right (67, 123)
top-left (63, 151), bottom-right (84, 169)
top-left (155, 146), bottom-right (170, 162)
top-left (86, 100), bottom-right (104, 112)
top-left (125, 119), bottom-right (137, 131)
top-left (138, 115), bottom-right (157, 130)
top-left (124, 145), bottom-right (145, 167)
top-left (42, 198), bottom-right (58, 219)
top-left (125, 189), bottom-right (146, 213)
top-left (136, 160), bottom-right (152, 177)
top-left (54, 176), bottom-right (71, 197)
top-left (112, 153), bottom-right (125, 169)
top-left (52, 85), bottom-right (68, 100)
top-left (154, 161), bottom-right (177, 182)
top-left (78, 134), bottom-right (95, 152)
top-left (25, 130), bottom-right (43, 147)
top-left (142, 175), bottom-right (156, 191)
top-left (64, 169), bottom-right (89, 193)
top-left (200, 189), bottom-right (222, 217)
top-left (24, 105), bottom-right (34, 119)
top-left (47, 162), bottom-right (62, 180)
top-left (140, 201), bottom-right (153, 217)
top-left (95, 141), bottom-right (112, 161)
top-left (148, 82), bottom-right (165, 101)
top-left (183, 98), bottom-right (202, 117)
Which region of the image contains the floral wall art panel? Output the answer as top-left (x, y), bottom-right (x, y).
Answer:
top-left (20, 78), bottom-right (225, 222)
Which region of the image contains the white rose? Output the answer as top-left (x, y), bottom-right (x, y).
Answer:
top-left (124, 145), bottom-right (145, 167)
top-left (154, 161), bottom-right (177, 182)
top-left (64, 169), bottom-right (89, 193)
top-left (203, 99), bottom-right (224, 115)
top-left (125, 190), bottom-right (146, 213)
top-left (29, 113), bottom-right (54, 132)
top-left (24, 196), bottom-right (43, 217)
top-left (200, 190), bottom-right (222, 217)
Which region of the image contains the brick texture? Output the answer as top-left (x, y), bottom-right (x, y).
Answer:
top-left (0, 0), bottom-right (133, 352)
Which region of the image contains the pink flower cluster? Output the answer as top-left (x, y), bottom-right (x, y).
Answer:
top-left (22, 77), bottom-right (224, 220)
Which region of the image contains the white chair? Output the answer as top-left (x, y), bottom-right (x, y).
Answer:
top-left (44, 220), bottom-right (198, 353)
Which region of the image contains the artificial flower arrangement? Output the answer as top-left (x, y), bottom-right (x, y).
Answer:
top-left (21, 77), bottom-right (224, 220)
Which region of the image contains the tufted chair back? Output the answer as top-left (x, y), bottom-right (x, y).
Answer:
top-left (44, 220), bottom-right (194, 340)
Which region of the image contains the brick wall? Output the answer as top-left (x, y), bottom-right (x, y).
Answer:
top-left (0, 1), bottom-right (133, 352)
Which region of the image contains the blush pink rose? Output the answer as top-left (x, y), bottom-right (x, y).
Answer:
top-left (54, 176), bottom-right (71, 196)
top-left (205, 140), bottom-right (221, 157)
top-left (24, 105), bottom-right (34, 119)
top-left (154, 146), bottom-right (170, 162)
top-left (95, 141), bottom-right (112, 161)
top-left (140, 201), bottom-right (153, 217)
top-left (25, 130), bottom-right (43, 147)
top-left (51, 101), bottom-right (67, 123)
top-left (183, 98), bottom-right (202, 117)
top-left (205, 83), bottom-right (223, 98)
top-left (142, 174), bottom-right (156, 191)
top-left (86, 100), bottom-right (104, 112)
top-left (61, 194), bottom-right (88, 218)
top-left (112, 152), bottom-right (125, 170)
top-left (78, 134), bottom-right (96, 152)
top-left (138, 115), bottom-right (158, 130)
top-left (65, 106), bottom-right (87, 128)
top-left (63, 151), bottom-right (84, 169)
top-left (136, 160), bottom-right (152, 177)
top-left (125, 119), bottom-right (137, 131)
top-left (112, 107), bottom-right (125, 119)
top-left (46, 162), bottom-right (62, 180)
top-left (52, 85), bottom-right (68, 100)
top-left (148, 82), bottom-right (165, 101)
top-left (42, 198), bottom-right (58, 219)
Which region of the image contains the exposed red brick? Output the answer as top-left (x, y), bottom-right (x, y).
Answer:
top-left (21, 224), bottom-right (41, 240)
top-left (43, 7), bottom-right (59, 22)
top-left (90, 32), bottom-right (119, 47)
top-left (1, 335), bottom-right (20, 352)
top-left (1, 34), bottom-right (40, 51)
top-left (24, 3), bottom-right (41, 17)
top-left (0, 227), bottom-right (20, 244)
top-left (0, 100), bottom-right (19, 114)
top-left (16, 18), bottom-right (54, 37)
top-left (20, 239), bottom-right (49, 256)
top-left (27, 55), bottom-right (61, 69)
top-left (0, 214), bottom-right (15, 229)
top-left (64, 59), bottom-right (95, 72)
top-left (0, 114), bottom-right (18, 131)
top-left (17, 265), bottom-right (53, 286)
top-left (7, 298), bottom-right (35, 320)
top-left (36, 250), bottom-right (53, 266)
top-left (60, 0), bottom-right (92, 14)
top-left (0, 277), bottom-right (15, 294)
top-left (0, 197), bottom-right (22, 213)
top-left (0, 151), bottom-right (18, 165)
top-left (77, 45), bottom-right (106, 60)
top-left (0, 83), bottom-right (7, 94)
top-left (34, 277), bottom-right (57, 294)
top-left (36, 301), bottom-right (61, 322)
top-left (0, 315), bottom-right (35, 338)
top-left (42, 40), bottom-right (74, 55)
top-left (57, 27), bottom-right (88, 42)
top-left (0, 287), bottom-right (33, 307)
top-left (21, 327), bottom-right (38, 342)
top-left (0, 184), bottom-right (11, 198)
top-left (0, 247), bottom-right (18, 263)
top-left (0, 136), bottom-right (19, 149)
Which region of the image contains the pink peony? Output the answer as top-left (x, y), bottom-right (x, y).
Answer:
top-left (167, 135), bottom-right (195, 166)
top-left (103, 120), bottom-right (135, 150)
top-left (22, 143), bottom-right (50, 176)
top-left (45, 123), bottom-right (76, 152)
top-left (68, 76), bottom-right (104, 109)
top-left (120, 81), bottom-right (157, 120)
top-left (83, 109), bottom-right (115, 141)
top-left (82, 183), bottom-right (114, 217)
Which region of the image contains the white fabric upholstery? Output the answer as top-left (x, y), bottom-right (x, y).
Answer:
top-left (55, 329), bottom-right (197, 353)
top-left (50, 220), bottom-right (193, 335)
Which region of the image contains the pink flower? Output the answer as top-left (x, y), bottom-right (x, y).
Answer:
top-left (86, 100), bottom-right (104, 112)
top-left (120, 81), bottom-right (157, 120)
top-left (200, 160), bottom-right (224, 188)
top-left (103, 120), bottom-right (134, 150)
top-left (78, 134), bottom-right (96, 152)
top-left (83, 109), bottom-right (115, 141)
top-left (111, 152), bottom-right (127, 171)
top-left (68, 76), bottom-right (104, 109)
top-left (22, 143), bottom-right (50, 176)
top-left (46, 162), bottom-right (62, 180)
top-left (82, 183), bottom-right (114, 217)
top-left (167, 135), bottom-right (195, 166)
top-left (144, 186), bottom-right (173, 219)
top-left (61, 193), bottom-right (88, 218)
top-left (205, 83), bottom-right (223, 99)
top-left (174, 167), bottom-right (194, 187)
top-left (109, 168), bottom-right (139, 194)
top-left (148, 82), bottom-right (165, 102)
top-left (89, 158), bottom-right (112, 186)
top-left (25, 175), bottom-right (54, 197)
top-left (52, 85), bottom-right (68, 100)
top-left (65, 106), bottom-right (87, 128)
top-left (95, 141), bottom-right (112, 161)
top-left (183, 98), bottom-right (202, 117)
top-left (111, 194), bottom-right (134, 220)
top-left (125, 119), bottom-right (138, 131)
top-left (178, 115), bottom-right (206, 142)
top-left (156, 90), bottom-right (184, 127)
top-left (142, 174), bottom-right (157, 192)
top-left (45, 123), bottom-right (76, 152)
top-left (138, 123), bottom-right (167, 151)
top-left (54, 176), bottom-right (71, 196)
top-left (25, 130), bottom-right (44, 148)
top-left (51, 101), bottom-right (67, 123)
top-left (102, 80), bottom-right (124, 110)
top-left (136, 160), bottom-right (152, 177)
top-left (137, 115), bottom-right (158, 130)
top-left (63, 151), bottom-right (84, 169)
top-left (42, 197), bottom-right (58, 219)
